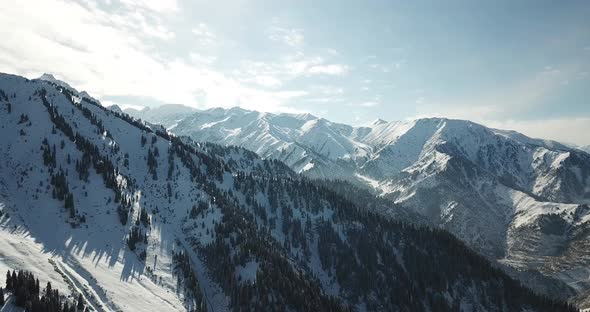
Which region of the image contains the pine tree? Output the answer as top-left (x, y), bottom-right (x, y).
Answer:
top-left (5, 270), bottom-right (11, 290)
top-left (0, 287), bottom-right (4, 306)
top-left (66, 193), bottom-right (75, 217)
top-left (77, 293), bottom-right (85, 311)
top-left (11, 271), bottom-right (16, 288)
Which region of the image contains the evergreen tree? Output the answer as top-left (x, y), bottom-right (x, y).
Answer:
top-left (11, 271), bottom-right (16, 288)
top-left (0, 287), bottom-right (4, 306)
top-left (5, 269), bottom-right (74, 311)
top-left (5, 270), bottom-right (11, 290)
top-left (77, 293), bottom-right (85, 311)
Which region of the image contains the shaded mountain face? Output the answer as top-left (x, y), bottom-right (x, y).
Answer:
top-left (127, 105), bottom-right (590, 306)
top-left (0, 73), bottom-right (578, 311)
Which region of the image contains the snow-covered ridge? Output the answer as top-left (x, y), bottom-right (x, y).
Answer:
top-left (128, 105), bottom-right (589, 202)
top-left (38, 73), bottom-right (76, 91)
top-left (127, 103), bottom-right (590, 304)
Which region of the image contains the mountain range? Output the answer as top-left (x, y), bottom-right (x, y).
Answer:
top-left (126, 103), bottom-right (590, 307)
top-left (0, 72), bottom-right (583, 311)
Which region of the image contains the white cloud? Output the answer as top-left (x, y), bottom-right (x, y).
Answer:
top-left (308, 64), bottom-right (349, 75)
top-left (283, 55), bottom-right (324, 75)
top-left (307, 97), bottom-right (344, 103)
top-left (123, 11), bottom-right (175, 40)
top-left (189, 52), bottom-right (217, 65)
top-left (86, 0), bottom-right (176, 40)
top-left (120, 104), bottom-right (147, 111)
top-left (368, 60), bottom-right (405, 73)
top-left (238, 53), bottom-right (349, 84)
top-left (265, 53), bottom-right (348, 77)
top-left (313, 86), bottom-right (344, 95)
top-left (360, 101), bottom-right (379, 107)
top-left (192, 23), bottom-right (216, 46)
top-left (267, 26), bottom-right (304, 48)
top-left (102, 100), bottom-right (146, 111)
top-left (234, 89), bottom-right (309, 113)
top-left (119, 0), bottom-right (179, 13)
top-left (0, 0), bottom-right (306, 114)
top-left (251, 76), bottom-right (282, 88)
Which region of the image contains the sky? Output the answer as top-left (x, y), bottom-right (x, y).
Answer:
top-left (1, 0), bottom-right (589, 145)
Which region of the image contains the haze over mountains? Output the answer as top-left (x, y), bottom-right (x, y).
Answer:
top-left (126, 102), bottom-right (590, 307)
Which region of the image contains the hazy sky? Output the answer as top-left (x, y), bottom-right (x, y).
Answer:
top-left (1, 0), bottom-right (589, 145)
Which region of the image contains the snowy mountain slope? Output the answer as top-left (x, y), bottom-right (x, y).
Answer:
top-left (125, 106), bottom-right (373, 179)
top-left (365, 119), bottom-right (590, 301)
top-left (129, 106), bottom-right (590, 221)
top-left (129, 106), bottom-right (590, 204)
top-left (0, 75), bottom-right (204, 312)
top-left (127, 105), bottom-right (590, 304)
top-left (0, 72), bottom-right (578, 311)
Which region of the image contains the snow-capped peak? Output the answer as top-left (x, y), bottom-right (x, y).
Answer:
top-left (37, 72), bottom-right (59, 82)
top-left (37, 73), bottom-right (77, 91)
top-left (371, 118), bottom-right (388, 126)
top-left (107, 104), bottom-right (123, 113)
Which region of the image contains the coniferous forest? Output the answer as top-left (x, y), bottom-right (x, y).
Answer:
top-left (2, 269), bottom-right (85, 312)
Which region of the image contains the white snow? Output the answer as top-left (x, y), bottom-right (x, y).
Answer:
top-left (300, 162), bottom-right (314, 172)
top-left (235, 260), bottom-right (258, 284)
top-left (354, 173), bottom-right (380, 189)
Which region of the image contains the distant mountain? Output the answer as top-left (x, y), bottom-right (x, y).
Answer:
top-left (128, 105), bottom-right (590, 305)
top-left (38, 73), bottom-right (76, 91)
top-left (38, 73), bottom-right (99, 103)
top-left (129, 106), bottom-right (374, 178)
top-left (124, 104), bottom-right (197, 130)
top-left (107, 104), bottom-right (123, 113)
